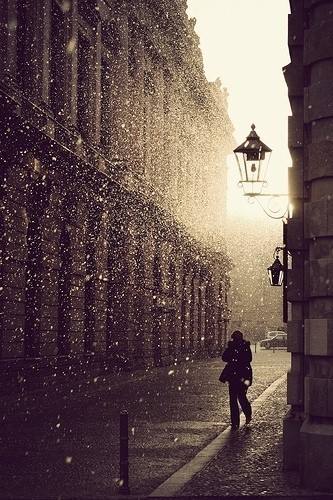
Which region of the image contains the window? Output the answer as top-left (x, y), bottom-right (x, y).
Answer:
top-left (84, 237), bottom-right (96, 354)
top-left (58, 225), bottom-right (72, 355)
top-left (100, 57), bottom-right (112, 148)
top-left (16, 1), bottom-right (28, 89)
top-left (25, 216), bottom-right (42, 357)
top-left (50, 0), bottom-right (65, 118)
top-left (77, 31), bottom-right (91, 138)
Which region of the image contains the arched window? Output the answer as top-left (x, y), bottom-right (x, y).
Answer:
top-left (152, 249), bottom-right (162, 366)
top-left (16, 2), bottom-right (28, 89)
top-left (168, 259), bottom-right (176, 360)
top-left (25, 216), bottom-right (42, 357)
top-left (133, 240), bottom-right (145, 363)
top-left (189, 276), bottom-right (195, 349)
top-left (25, 170), bottom-right (50, 358)
top-left (84, 207), bottom-right (102, 354)
top-left (58, 224), bottom-right (72, 355)
top-left (106, 210), bottom-right (132, 369)
top-left (100, 56), bottom-right (112, 149)
top-left (180, 270), bottom-right (187, 351)
top-left (0, 210), bottom-right (5, 358)
top-left (153, 252), bottom-right (162, 293)
top-left (198, 283), bottom-right (203, 348)
top-left (50, 0), bottom-right (66, 118)
top-left (77, 31), bottom-right (91, 139)
top-left (84, 233), bottom-right (96, 354)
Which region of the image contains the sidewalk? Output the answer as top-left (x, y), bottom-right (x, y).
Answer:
top-left (148, 377), bottom-right (333, 499)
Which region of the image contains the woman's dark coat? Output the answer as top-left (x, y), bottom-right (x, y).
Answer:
top-left (221, 339), bottom-right (253, 385)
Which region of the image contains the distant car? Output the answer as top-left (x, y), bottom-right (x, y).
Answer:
top-left (260, 332), bottom-right (287, 349)
top-left (266, 330), bottom-right (284, 339)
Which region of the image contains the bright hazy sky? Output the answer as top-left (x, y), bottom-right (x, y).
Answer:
top-left (186, 0), bottom-right (292, 217)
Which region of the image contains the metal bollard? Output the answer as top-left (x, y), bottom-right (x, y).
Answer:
top-left (119, 410), bottom-right (130, 495)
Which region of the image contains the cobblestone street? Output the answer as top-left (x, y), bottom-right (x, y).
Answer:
top-left (178, 379), bottom-right (322, 497)
top-left (0, 348), bottom-right (292, 498)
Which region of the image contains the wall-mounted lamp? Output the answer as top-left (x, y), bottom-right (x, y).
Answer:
top-left (267, 246), bottom-right (285, 286)
top-left (233, 124), bottom-right (289, 219)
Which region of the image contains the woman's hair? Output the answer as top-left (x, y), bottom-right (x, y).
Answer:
top-left (231, 330), bottom-right (243, 342)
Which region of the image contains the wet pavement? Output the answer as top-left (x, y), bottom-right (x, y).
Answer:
top-left (0, 347), bottom-right (323, 498)
top-left (156, 378), bottom-right (333, 498)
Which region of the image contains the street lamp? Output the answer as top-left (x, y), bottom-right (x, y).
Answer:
top-left (233, 125), bottom-right (289, 320)
top-left (233, 123), bottom-right (272, 196)
top-left (233, 124), bottom-right (288, 219)
top-left (267, 246), bottom-right (285, 286)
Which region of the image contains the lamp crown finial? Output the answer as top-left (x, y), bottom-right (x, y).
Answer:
top-left (251, 123), bottom-right (255, 130)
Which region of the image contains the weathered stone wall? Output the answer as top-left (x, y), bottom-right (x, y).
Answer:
top-left (0, 0), bottom-right (233, 393)
top-left (284, 0), bottom-right (333, 490)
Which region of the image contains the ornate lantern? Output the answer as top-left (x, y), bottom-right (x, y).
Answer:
top-left (267, 247), bottom-right (285, 286)
top-left (233, 124), bottom-right (272, 196)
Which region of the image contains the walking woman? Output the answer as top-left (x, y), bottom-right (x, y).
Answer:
top-left (221, 330), bottom-right (253, 429)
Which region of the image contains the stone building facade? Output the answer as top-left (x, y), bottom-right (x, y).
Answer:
top-left (0, 0), bottom-right (234, 392)
top-left (284, 0), bottom-right (333, 490)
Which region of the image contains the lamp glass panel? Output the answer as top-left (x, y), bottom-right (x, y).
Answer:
top-left (268, 267), bottom-right (284, 286)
